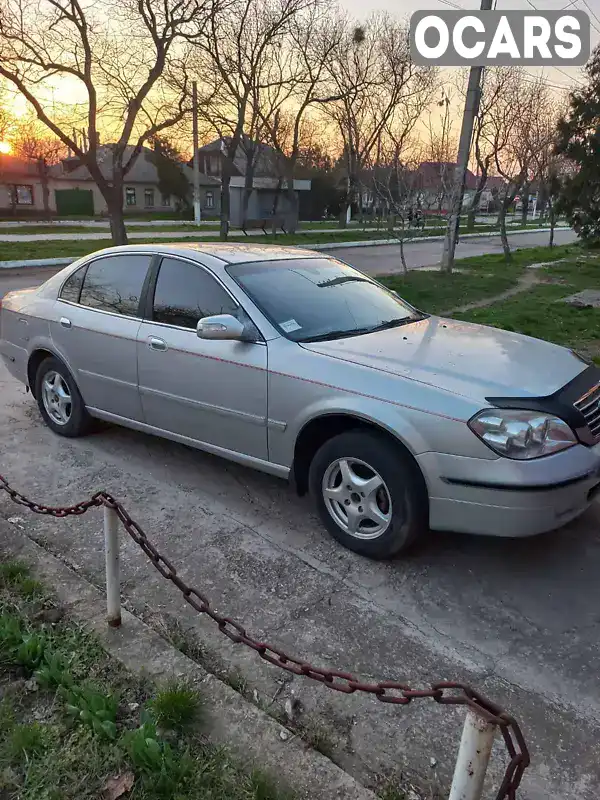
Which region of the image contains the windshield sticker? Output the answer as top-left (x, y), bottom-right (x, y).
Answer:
top-left (280, 319), bottom-right (302, 333)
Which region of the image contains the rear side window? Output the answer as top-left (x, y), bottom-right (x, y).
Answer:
top-left (152, 257), bottom-right (238, 329)
top-left (59, 265), bottom-right (87, 303)
top-left (79, 255), bottom-right (150, 317)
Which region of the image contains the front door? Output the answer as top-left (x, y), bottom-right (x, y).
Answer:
top-left (51, 253), bottom-right (152, 421)
top-left (136, 256), bottom-right (268, 460)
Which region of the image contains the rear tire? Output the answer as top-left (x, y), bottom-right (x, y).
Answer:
top-left (308, 430), bottom-right (428, 559)
top-left (35, 356), bottom-right (91, 438)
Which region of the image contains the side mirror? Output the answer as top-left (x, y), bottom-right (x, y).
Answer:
top-left (197, 314), bottom-right (246, 341)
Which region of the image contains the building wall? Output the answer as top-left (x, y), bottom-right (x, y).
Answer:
top-left (229, 187), bottom-right (300, 226)
top-left (1, 177), bottom-right (221, 217)
top-left (0, 178), bottom-right (47, 213)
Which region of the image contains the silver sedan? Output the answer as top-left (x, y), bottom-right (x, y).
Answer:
top-left (1, 242), bottom-right (599, 558)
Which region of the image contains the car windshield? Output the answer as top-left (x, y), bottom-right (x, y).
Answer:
top-left (226, 258), bottom-right (423, 343)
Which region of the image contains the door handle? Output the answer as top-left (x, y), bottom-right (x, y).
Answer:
top-left (148, 336), bottom-right (167, 351)
top-left (59, 317), bottom-right (72, 329)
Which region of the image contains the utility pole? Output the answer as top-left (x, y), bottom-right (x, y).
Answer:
top-left (441, 0), bottom-right (493, 272)
top-left (192, 81), bottom-right (201, 226)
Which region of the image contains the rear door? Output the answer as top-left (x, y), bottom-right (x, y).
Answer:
top-left (51, 253), bottom-right (153, 421)
top-left (136, 256), bottom-right (268, 460)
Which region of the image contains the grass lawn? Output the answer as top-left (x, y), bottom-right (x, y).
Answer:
top-left (0, 223), bottom-right (535, 262)
top-left (452, 251), bottom-right (600, 365)
top-left (378, 244), bottom-right (578, 315)
top-left (0, 561), bottom-right (288, 800)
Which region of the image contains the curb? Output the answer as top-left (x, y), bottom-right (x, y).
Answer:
top-left (312, 226), bottom-right (570, 251)
top-left (0, 519), bottom-right (378, 800)
top-left (0, 257), bottom-right (76, 270)
top-left (0, 226), bottom-right (571, 269)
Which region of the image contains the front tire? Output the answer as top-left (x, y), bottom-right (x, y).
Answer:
top-left (35, 356), bottom-right (91, 438)
top-left (308, 431), bottom-right (428, 559)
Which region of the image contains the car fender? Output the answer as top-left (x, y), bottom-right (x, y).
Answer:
top-left (289, 393), bottom-right (431, 457)
top-left (26, 334), bottom-right (81, 393)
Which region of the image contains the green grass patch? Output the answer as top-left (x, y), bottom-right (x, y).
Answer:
top-left (453, 253), bottom-right (600, 362)
top-left (379, 244), bottom-right (580, 315)
top-left (0, 222), bottom-right (545, 262)
top-left (0, 560), bottom-right (291, 800)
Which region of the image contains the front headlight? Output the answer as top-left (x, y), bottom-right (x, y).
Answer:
top-left (468, 409), bottom-right (577, 460)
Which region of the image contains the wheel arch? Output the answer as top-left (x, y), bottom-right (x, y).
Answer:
top-left (291, 411), bottom-right (425, 497)
top-left (27, 346), bottom-right (78, 399)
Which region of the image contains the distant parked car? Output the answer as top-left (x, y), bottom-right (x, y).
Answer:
top-left (1, 243), bottom-right (599, 558)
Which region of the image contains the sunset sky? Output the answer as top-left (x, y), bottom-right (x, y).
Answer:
top-left (2, 0), bottom-right (599, 148)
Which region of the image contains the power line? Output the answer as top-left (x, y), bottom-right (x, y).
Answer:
top-left (435, 0), bottom-right (464, 8)
top-left (580, 0), bottom-right (600, 27)
top-left (521, 73), bottom-right (578, 91)
top-left (554, 66), bottom-right (585, 85)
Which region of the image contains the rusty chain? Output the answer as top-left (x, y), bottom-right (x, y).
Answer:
top-left (0, 473), bottom-right (530, 799)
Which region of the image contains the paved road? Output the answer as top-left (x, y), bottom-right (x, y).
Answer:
top-left (0, 229), bottom-right (578, 299)
top-left (0, 224), bottom-right (598, 798)
top-left (339, 228), bottom-right (577, 275)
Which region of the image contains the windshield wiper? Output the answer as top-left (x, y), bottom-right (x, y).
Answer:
top-left (298, 329), bottom-right (370, 343)
top-left (362, 317), bottom-right (422, 334)
top-left (298, 316), bottom-right (423, 344)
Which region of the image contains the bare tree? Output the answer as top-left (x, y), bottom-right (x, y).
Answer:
top-left (466, 67), bottom-right (517, 231)
top-left (483, 73), bottom-right (549, 259)
top-left (0, 0), bottom-right (206, 243)
top-left (257, 4), bottom-right (346, 233)
top-left (528, 100), bottom-right (569, 247)
top-left (322, 13), bottom-right (436, 228)
top-left (12, 116), bottom-right (67, 218)
top-left (368, 143), bottom-right (423, 274)
top-left (420, 89), bottom-right (456, 214)
top-left (192, 0), bottom-right (317, 239)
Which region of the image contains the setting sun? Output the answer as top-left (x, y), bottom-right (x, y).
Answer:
top-left (0, 141), bottom-right (12, 155)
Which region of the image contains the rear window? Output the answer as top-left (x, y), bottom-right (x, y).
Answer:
top-left (78, 254), bottom-right (151, 317)
top-left (59, 265), bottom-right (87, 303)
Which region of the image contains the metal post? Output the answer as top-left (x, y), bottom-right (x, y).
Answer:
top-left (441, 0), bottom-right (493, 273)
top-left (192, 81), bottom-right (201, 226)
top-left (104, 505), bottom-right (121, 627)
top-left (449, 709), bottom-right (496, 800)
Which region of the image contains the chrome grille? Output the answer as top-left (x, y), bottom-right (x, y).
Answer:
top-left (574, 382), bottom-right (600, 440)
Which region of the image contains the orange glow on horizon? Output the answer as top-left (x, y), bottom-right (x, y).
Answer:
top-left (0, 141), bottom-right (12, 154)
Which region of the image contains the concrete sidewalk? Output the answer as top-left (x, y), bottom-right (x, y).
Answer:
top-left (0, 226), bottom-right (572, 271)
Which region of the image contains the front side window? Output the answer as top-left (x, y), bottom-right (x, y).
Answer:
top-left (79, 255), bottom-right (151, 316)
top-left (227, 258), bottom-right (422, 343)
top-left (125, 187), bottom-right (136, 206)
top-left (144, 188), bottom-right (154, 208)
top-left (152, 257), bottom-right (238, 330)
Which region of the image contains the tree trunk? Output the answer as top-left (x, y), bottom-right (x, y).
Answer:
top-left (286, 182), bottom-right (298, 234)
top-left (400, 231), bottom-right (408, 275)
top-left (104, 185), bottom-right (127, 245)
top-left (38, 158), bottom-right (51, 220)
top-left (549, 200), bottom-right (556, 248)
top-left (499, 199), bottom-right (512, 261)
top-left (521, 190), bottom-right (529, 226)
top-left (220, 169), bottom-right (231, 241)
top-left (242, 156), bottom-right (254, 223)
top-left (467, 168), bottom-right (488, 231)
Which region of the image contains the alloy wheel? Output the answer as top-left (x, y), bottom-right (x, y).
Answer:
top-left (321, 457), bottom-right (392, 540)
top-left (41, 371), bottom-right (72, 426)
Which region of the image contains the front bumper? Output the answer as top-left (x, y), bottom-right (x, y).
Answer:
top-left (418, 443), bottom-right (600, 537)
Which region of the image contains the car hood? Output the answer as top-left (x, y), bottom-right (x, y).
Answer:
top-left (300, 316), bottom-right (586, 402)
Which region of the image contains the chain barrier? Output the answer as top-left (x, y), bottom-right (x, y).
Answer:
top-left (0, 473), bottom-right (530, 799)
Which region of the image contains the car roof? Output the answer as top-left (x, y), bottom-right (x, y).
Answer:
top-left (88, 242), bottom-right (323, 265)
